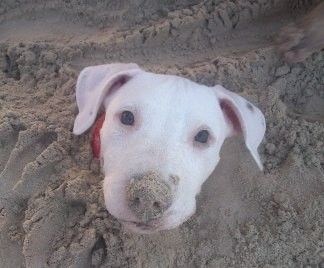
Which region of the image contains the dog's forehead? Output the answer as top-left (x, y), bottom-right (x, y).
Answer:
top-left (114, 72), bottom-right (222, 121)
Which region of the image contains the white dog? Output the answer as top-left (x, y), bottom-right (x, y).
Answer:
top-left (73, 63), bottom-right (265, 233)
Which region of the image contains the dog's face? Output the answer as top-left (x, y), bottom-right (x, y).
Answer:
top-left (100, 73), bottom-right (229, 232)
top-left (73, 63), bottom-right (265, 233)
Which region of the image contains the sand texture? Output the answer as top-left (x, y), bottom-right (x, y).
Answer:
top-left (0, 0), bottom-right (323, 267)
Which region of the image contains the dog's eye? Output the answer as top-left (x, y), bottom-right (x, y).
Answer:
top-left (120, 111), bottom-right (135, 125)
top-left (194, 130), bottom-right (209, 143)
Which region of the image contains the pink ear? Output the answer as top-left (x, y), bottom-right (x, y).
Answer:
top-left (73, 63), bottom-right (141, 135)
top-left (214, 85), bottom-right (266, 170)
top-left (219, 100), bottom-right (242, 134)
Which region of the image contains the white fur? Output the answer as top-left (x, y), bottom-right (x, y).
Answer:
top-left (73, 63), bottom-right (266, 233)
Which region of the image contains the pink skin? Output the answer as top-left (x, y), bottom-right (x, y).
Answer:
top-left (275, 1), bottom-right (324, 63)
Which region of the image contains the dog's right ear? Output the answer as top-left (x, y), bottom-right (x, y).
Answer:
top-left (73, 63), bottom-right (141, 135)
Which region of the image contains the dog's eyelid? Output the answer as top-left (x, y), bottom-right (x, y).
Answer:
top-left (118, 104), bottom-right (137, 114)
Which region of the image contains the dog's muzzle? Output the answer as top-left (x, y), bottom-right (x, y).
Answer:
top-left (126, 171), bottom-right (173, 224)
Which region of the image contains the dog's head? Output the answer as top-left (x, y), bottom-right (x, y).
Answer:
top-left (73, 63), bottom-right (265, 233)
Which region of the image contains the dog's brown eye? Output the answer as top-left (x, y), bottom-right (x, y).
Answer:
top-left (195, 130), bottom-right (209, 143)
top-left (120, 111), bottom-right (135, 125)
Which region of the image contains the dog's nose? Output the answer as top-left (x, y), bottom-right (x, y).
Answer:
top-left (126, 172), bottom-right (173, 223)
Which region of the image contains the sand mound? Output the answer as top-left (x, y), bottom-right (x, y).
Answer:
top-left (0, 0), bottom-right (323, 267)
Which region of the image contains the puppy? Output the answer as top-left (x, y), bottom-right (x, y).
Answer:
top-left (73, 63), bottom-right (266, 233)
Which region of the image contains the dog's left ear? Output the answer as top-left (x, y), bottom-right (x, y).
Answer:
top-left (73, 63), bottom-right (142, 135)
top-left (213, 85), bottom-right (266, 170)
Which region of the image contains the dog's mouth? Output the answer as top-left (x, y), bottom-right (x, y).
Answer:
top-left (119, 220), bottom-right (160, 233)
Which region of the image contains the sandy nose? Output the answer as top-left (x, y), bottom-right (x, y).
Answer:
top-left (126, 172), bottom-right (173, 223)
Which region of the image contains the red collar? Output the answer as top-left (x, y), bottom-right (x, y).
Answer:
top-left (91, 113), bottom-right (106, 158)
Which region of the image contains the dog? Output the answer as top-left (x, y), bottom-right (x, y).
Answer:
top-left (73, 63), bottom-right (266, 233)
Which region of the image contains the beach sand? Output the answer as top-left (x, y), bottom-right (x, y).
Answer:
top-left (0, 0), bottom-right (323, 267)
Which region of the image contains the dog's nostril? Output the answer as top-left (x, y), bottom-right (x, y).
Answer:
top-left (133, 197), bottom-right (140, 206)
top-left (153, 201), bottom-right (161, 210)
top-left (127, 172), bottom-right (173, 223)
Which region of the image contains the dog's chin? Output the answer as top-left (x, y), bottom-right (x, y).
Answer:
top-left (119, 220), bottom-right (163, 234)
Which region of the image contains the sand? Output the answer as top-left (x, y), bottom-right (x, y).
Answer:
top-left (0, 0), bottom-right (323, 267)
